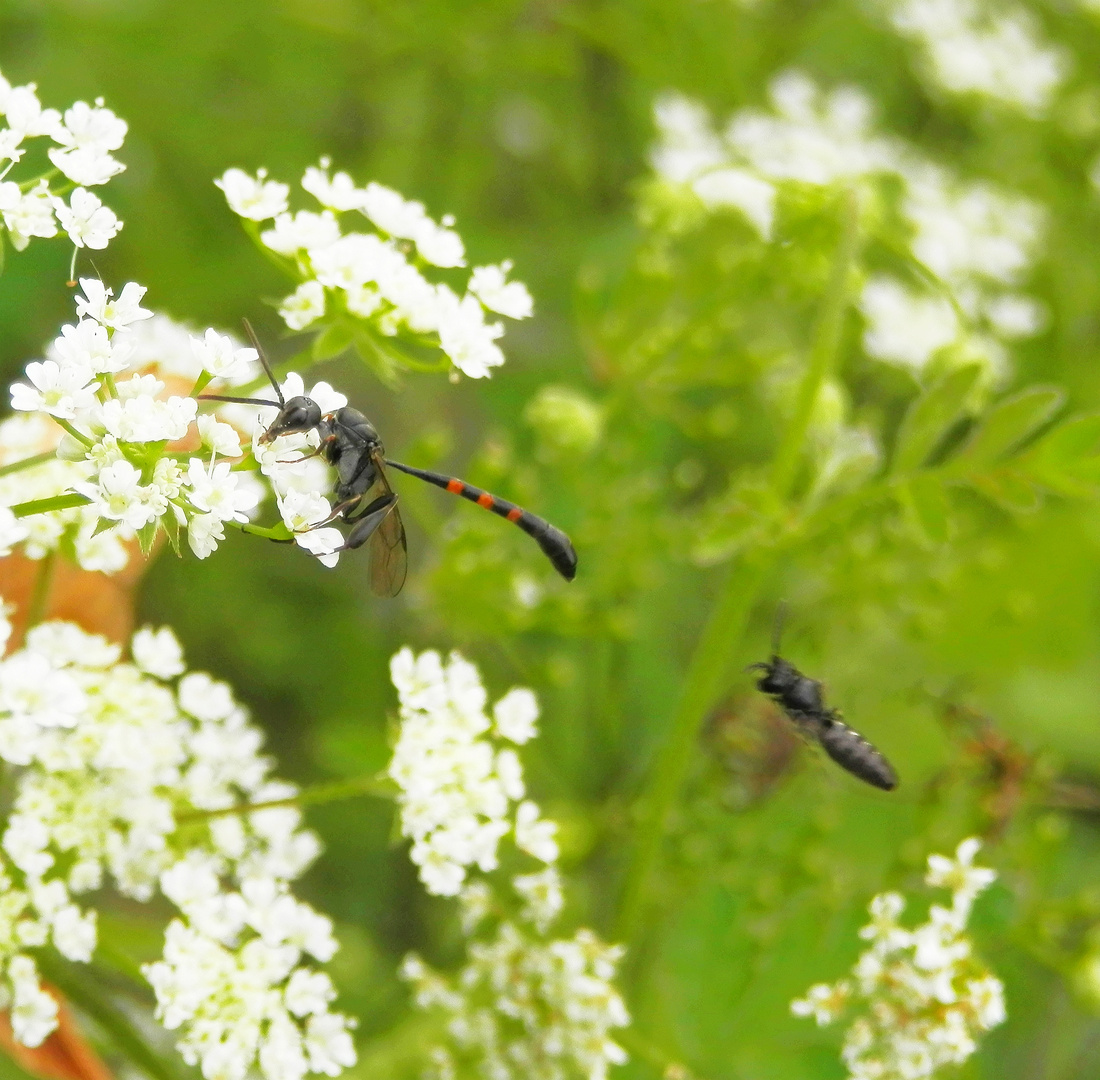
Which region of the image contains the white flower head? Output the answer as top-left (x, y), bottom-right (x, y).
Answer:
top-left (216, 167), bottom-right (290, 221)
top-left (191, 328), bottom-right (258, 381)
top-left (0, 180), bottom-right (58, 250)
top-left (925, 837), bottom-right (997, 904)
top-left (75, 279), bottom-right (154, 330)
top-left (279, 282), bottom-right (326, 332)
top-left (131, 626), bottom-right (186, 679)
top-left (187, 512), bottom-right (225, 559)
top-left (469, 261), bottom-right (534, 320)
top-left (10, 360), bottom-right (99, 419)
top-left (262, 210), bottom-right (341, 256)
top-left (186, 458), bottom-right (260, 524)
top-left (52, 188), bottom-right (122, 249)
top-left (52, 319), bottom-right (131, 375)
top-left (514, 801), bottom-right (559, 864)
top-left (493, 688), bottom-right (539, 744)
top-left (302, 165), bottom-right (364, 212)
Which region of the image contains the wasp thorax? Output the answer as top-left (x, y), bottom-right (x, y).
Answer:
top-left (755, 658), bottom-right (824, 714)
top-left (260, 396), bottom-right (323, 443)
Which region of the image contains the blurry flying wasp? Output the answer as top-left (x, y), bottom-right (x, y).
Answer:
top-left (748, 607), bottom-right (898, 791)
top-left (200, 322), bottom-right (578, 597)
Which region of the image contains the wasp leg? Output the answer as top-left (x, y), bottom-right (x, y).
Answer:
top-left (342, 493), bottom-right (399, 551)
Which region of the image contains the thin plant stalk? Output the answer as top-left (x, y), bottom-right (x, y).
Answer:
top-left (176, 773), bottom-right (394, 824)
top-left (615, 189), bottom-right (862, 942)
top-left (25, 549), bottom-right (57, 631)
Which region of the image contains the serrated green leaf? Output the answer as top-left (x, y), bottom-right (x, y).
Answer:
top-left (136, 520), bottom-right (158, 556)
top-left (891, 365), bottom-right (982, 475)
top-left (897, 475), bottom-right (951, 545)
top-left (947, 386), bottom-right (1065, 471)
top-left (162, 509), bottom-right (182, 557)
top-left (91, 515), bottom-right (116, 538)
top-left (311, 320), bottom-right (354, 362)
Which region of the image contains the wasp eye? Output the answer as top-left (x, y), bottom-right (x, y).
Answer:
top-left (259, 396), bottom-right (322, 443)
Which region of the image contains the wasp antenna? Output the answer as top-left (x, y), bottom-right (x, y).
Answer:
top-left (242, 318), bottom-right (284, 407)
top-left (771, 601), bottom-right (789, 656)
top-left (198, 393), bottom-right (283, 407)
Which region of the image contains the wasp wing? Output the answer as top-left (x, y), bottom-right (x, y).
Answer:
top-left (368, 498), bottom-right (408, 597)
top-left (365, 453), bottom-right (408, 597)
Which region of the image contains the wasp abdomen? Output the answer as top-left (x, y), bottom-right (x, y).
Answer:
top-left (816, 714), bottom-right (898, 791)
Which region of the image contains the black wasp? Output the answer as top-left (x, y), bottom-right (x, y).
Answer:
top-left (748, 610), bottom-right (898, 791)
top-left (200, 322), bottom-right (578, 596)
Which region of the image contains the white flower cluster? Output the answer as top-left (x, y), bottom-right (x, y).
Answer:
top-left (0, 69), bottom-right (125, 254)
top-left (0, 611), bottom-right (356, 1080)
top-left (215, 162), bottom-right (533, 379)
top-left (388, 647), bottom-right (555, 896)
top-left (649, 72), bottom-right (1046, 380)
top-left (4, 284), bottom-right (269, 570)
top-left (392, 648), bottom-right (629, 1080)
top-left (792, 838), bottom-right (1006, 1080)
top-left (245, 373), bottom-right (347, 568)
top-left (887, 0), bottom-right (1066, 117)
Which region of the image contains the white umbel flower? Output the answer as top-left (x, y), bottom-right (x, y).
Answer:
top-left (392, 647), bottom-right (630, 1080)
top-left (220, 160), bottom-right (529, 378)
top-left (792, 837), bottom-right (1005, 1078)
top-left (0, 607), bottom-right (357, 1077)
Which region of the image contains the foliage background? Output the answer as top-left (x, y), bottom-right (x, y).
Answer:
top-left (2, 0), bottom-right (1100, 1077)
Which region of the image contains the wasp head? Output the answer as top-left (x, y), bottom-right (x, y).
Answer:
top-left (259, 396), bottom-right (323, 443)
top-left (748, 656), bottom-right (800, 696)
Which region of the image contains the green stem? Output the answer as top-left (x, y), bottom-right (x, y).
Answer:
top-left (241, 219), bottom-right (302, 281)
top-left (0, 450), bottom-right (57, 477)
top-left (227, 519), bottom-right (294, 541)
top-left (615, 552), bottom-right (772, 940)
top-left (176, 773), bottom-right (394, 823)
top-left (615, 190), bottom-right (863, 943)
top-left (54, 417), bottom-right (93, 448)
top-left (10, 492), bottom-right (91, 517)
top-left (25, 550), bottom-right (56, 630)
top-left (770, 188), bottom-right (862, 501)
top-left (102, 371), bottom-right (119, 398)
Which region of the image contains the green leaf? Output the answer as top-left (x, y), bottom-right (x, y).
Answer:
top-left (967, 469), bottom-right (1041, 513)
top-left (948, 386), bottom-right (1065, 472)
top-left (897, 475), bottom-right (951, 545)
top-left (35, 953), bottom-right (187, 1080)
top-left (91, 515), bottom-right (116, 538)
top-left (353, 327), bottom-right (404, 388)
top-left (162, 508), bottom-right (183, 557)
top-left (891, 364), bottom-right (982, 475)
top-left (136, 520), bottom-right (158, 556)
top-left (311, 320), bottom-right (354, 362)
top-left (1020, 412), bottom-right (1100, 496)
